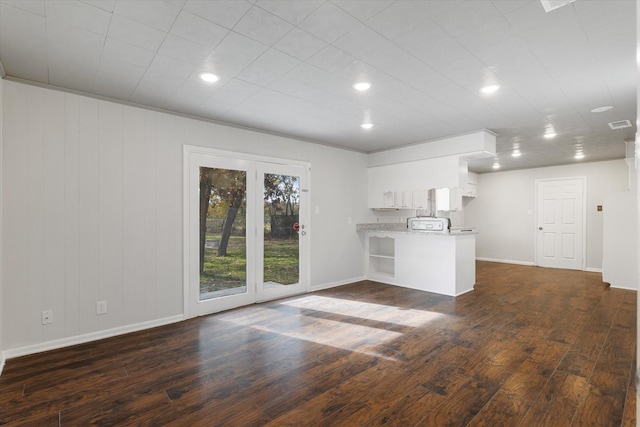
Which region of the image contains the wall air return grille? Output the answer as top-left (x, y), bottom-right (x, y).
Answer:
top-left (540, 0), bottom-right (576, 13)
top-left (608, 120), bottom-right (632, 130)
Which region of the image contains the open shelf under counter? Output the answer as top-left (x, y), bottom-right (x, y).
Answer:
top-left (359, 228), bottom-right (476, 297)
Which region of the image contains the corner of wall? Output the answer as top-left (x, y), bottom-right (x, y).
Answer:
top-left (0, 74), bottom-right (4, 373)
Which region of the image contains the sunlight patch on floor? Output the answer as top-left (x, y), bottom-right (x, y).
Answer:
top-left (228, 309), bottom-right (403, 360)
top-left (280, 295), bottom-right (447, 328)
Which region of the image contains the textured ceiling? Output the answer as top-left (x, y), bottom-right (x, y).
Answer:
top-left (0, 0), bottom-right (635, 172)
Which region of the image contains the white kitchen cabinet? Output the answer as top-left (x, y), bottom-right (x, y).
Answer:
top-left (393, 190), bottom-right (413, 208)
top-left (436, 187), bottom-right (463, 211)
top-left (382, 191), bottom-right (395, 208)
top-left (367, 156), bottom-right (463, 209)
top-left (412, 189), bottom-right (430, 209)
top-left (463, 172), bottom-right (478, 198)
top-left (363, 232), bottom-right (476, 296)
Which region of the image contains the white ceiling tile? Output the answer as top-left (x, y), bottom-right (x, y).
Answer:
top-left (306, 45), bottom-right (356, 73)
top-left (167, 0), bottom-right (187, 7)
top-left (233, 6), bottom-right (293, 45)
top-left (199, 78), bottom-right (262, 111)
top-left (574, 0), bottom-right (634, 31)
top-left (93, 62), bottom-right (146, 99)
top-left (0, 30), bottom-right (48, 82)
top-left (164, 79), bottom-right (219, 113)
top-left (436, 1), bottom-right (504, 38)
top-left (0, 0), bottom-right (634, 172)
top-left (298, 1), bottom-right (361, 43)
top-left (146, 54), bottom-right (198, 79)
top-left (170, 10), bottom-right (229, 47)
top-left (490, 0), bottom-right (529, 15)
top-left (332, 24), bottom-right (392, 59)
top-left (45, 0), bottom-right (112, 35)
top-left (113, 0), bottom-right (181, 32)
top-left (0, 2), bottom-right (46, 38)
top-left (365, 1), bottom-right (431, 40)
top-left (274, 28), bottom-right (327, 61)
top-left (2, 0), bottom-right (44, 15)
top-left (255, 0), bottom-right (324, 26)
top-left (107, 14), bottom-right (166, 52)
top-left (46, 20), bottom-right (105, 65)
top-left (237, 49), bottom-right (301, 87)
top-left (331, 0), bottom-right (394, 22)
top-left (158, 34), bottom-right (215, 64)
top-left (80, 1), bottom-right (116, 12)
top-left (130, 72), bottom-right (185, 107)
top-left (203, 31), bottom-right (268, 79)
top-left (183, 0), bottom-right (252, 29)
top-left (100, 38), bottom-right (155, 69)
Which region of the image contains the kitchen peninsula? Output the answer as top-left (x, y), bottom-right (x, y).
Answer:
top-left (357, 223), bottom-right (476, 297)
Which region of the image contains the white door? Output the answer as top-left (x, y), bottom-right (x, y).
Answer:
top-left (185, 148), bottom-right (310, 317)
top-left (536, 178), bottom-right (585, 270)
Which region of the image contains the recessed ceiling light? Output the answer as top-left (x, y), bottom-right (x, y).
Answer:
top-left (353, 82), bottom-right (371, 91)
top-left (575, 152), bottom-right (585, 159)
top-left (361, 123), bottom-right (373, 129)
top-left (543, 132), bottom-right (557, 139)
top-left (591, 106), bottom-right (613, 113)
top-left (512, 150), bottom-right (522, 157)
top-left (492, 162), bottom-right (500, 169)
top-left (199, 72), bottom-right (220, 83)
top-left (480, 84), bottom-right (500, 94)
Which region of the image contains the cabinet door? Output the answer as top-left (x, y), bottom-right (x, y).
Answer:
top-left (383, 191), bottom-right (395, 208)
top-left (413, 189), bottom-right (428, 209)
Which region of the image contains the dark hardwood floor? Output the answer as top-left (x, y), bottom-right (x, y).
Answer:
top-left (0, 261), bottom-right (636, 426)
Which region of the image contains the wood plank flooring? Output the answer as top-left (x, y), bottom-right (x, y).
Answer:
top-left (0, 261), bottom-right (636, 426)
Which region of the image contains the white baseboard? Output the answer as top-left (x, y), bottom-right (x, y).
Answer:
top-left (585, 267), bottom-right (603, 273)
top-left (2, 315), bottom-right (184, 362)
top-left (0, 351), bottom-right (5, 376)
top-left (310, 276), bottom-right (367, 292)
top-left (609, 284), bottom-right (638, 291)
top-left (476, 257), bottom-right (536, 266)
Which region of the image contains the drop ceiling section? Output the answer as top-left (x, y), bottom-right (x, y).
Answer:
top-left (0, 0), bottom-right (636, 172)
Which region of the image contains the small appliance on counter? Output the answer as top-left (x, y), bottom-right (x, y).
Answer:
top-left (407, 216), bottom-right (451, 233)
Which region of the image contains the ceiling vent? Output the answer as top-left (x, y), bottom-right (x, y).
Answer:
top-left (540, 0), bottom-right (576, 13)
top-left (608, 120), bottom-right (632, 130)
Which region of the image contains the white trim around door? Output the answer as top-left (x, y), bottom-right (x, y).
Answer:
top-left (534, 176), bottom-right (587, 270)
top-left (183, 145), bottom-right (311, 318)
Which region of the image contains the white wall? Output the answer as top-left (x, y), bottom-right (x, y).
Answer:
top-left (0, 78), bottom-right (4, 371)
top-left (465, 159), bottom-right (630, 270)
top-left (1, 80), bottom-right (368, 355)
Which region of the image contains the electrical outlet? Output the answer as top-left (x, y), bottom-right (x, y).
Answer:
top-left (96, 300), bottom-right (107, 315)
top-left (41, 310), bottom-right (53, 325)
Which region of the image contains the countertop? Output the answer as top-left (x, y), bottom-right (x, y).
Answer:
top-left (356, 223), bottom-right (478, 235)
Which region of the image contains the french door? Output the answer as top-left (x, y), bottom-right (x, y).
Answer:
top-left (184, 147), bottom-right (309, 317)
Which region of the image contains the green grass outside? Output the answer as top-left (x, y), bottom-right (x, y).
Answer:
top-left (200, 235), bottom-right (299, 294)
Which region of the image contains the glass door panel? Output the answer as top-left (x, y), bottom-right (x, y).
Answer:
top-left (186, 149), bottom-right (308, 316)
top-left (188, 153), bottom-right (256, 317)
top-left (257, 164), bottom-right (309, 301)
top-left (199, 166), bottom-right (247, 301)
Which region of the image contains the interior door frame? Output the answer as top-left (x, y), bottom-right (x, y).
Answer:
top-left (534, 176), bottom-right (587, 270)
top-left (182, 145), bottom-right (311, 319)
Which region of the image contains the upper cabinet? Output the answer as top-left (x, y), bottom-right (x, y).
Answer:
top-left (463, 172), bottom-right (478, 198)
top-left (368, 156), bottom-right (465, 209)
top-left (367, 157), bottom-right (467, 209)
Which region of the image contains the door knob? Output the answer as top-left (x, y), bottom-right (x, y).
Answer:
top-left (538, 227), bottom-right (543, 230)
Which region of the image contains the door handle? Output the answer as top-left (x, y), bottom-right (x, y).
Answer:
top-left (538, 227), bottom-right (543, 230)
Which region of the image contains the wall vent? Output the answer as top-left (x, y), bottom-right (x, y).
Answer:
top-left (540, 0), bottom-right (576, 13)
top-left (608, 120), bottom-right (632, 130)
